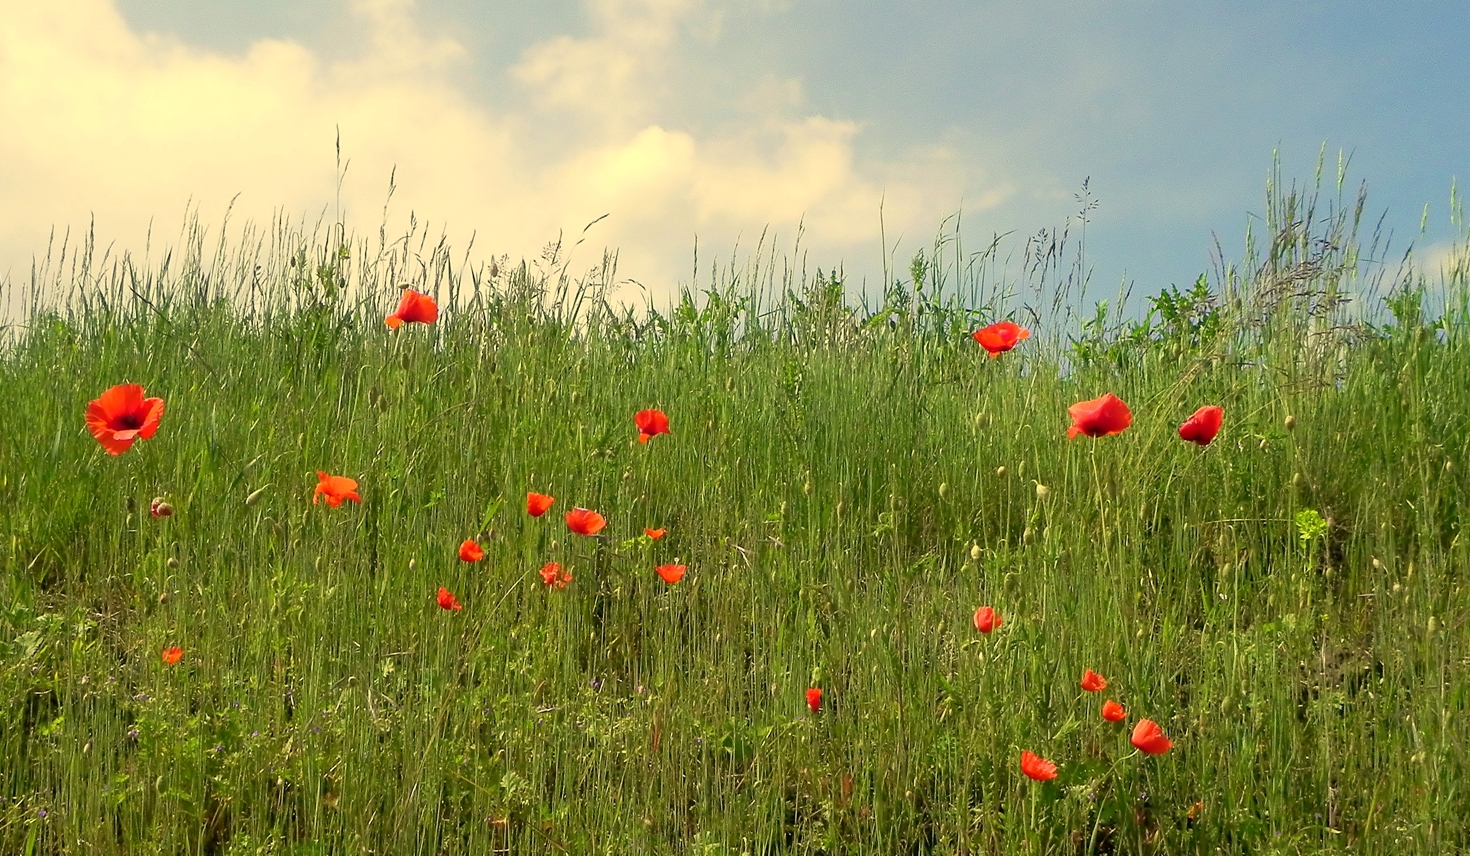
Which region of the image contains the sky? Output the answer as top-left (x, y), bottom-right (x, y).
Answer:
top-left (2, 0), bottom-right (1467, 316)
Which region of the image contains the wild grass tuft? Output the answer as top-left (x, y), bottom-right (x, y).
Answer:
top-left (2, 164), bottom-right (1468, 854)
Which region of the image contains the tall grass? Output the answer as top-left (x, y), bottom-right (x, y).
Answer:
top-left (2, 163), bottom-right (1468, 855)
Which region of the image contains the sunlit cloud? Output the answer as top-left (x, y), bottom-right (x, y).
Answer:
top-left (0, 0), bottom-right (978, 305)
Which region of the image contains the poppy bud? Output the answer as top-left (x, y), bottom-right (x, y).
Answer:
top-left (970, 544), bottom-right (982, 561)
top-left (245, 485), bottom-right (269, 506)
top-left (149, 498), bottom-right (173, 518)
top-left (1284, 415), bottom-right (1297, 431)
top-left (1035, 483), bottom-right (1050, 501)
top-left (166, 557), bottom-right (179, 569)
top-left (938, 482), bottom-right (948, 498)
top-left (1428, 615), bottom-right (1438, 634)
top-left (1023, 527), bottom-right (1035, 543)
top-left (995, 466), bottom-right (1007, 478)
top-left (973, 411), bottom-right (990, 429)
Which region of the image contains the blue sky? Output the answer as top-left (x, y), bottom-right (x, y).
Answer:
top-left (3, 0), bottom-right (1466, 315)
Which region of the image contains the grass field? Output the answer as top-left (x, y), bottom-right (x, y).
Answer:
top-left (2, 170), bottom-right (1468, 854)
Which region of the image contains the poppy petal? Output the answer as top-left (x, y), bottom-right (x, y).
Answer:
top-left (1131, 718), bottom-right (1172, 754)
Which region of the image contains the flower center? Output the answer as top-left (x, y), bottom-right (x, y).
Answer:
top-left (115, 414), bottom-right (144, 430)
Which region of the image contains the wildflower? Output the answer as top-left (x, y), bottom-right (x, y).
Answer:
top-left (644, 527), bottom-right (667, 540)
top-left (972, 321), bottom-right (1031, 357)
top-left (1101, 699), bottom-right (1126, 722)
top-left (635, 409), bottom-right (671, 444)
top-left (539, 562), bottom-right (572, 589)
top-left (385, 288), bottom-right (438, 329)
top-left (566, 508), bottom-right (606, 536)
top-left (149, 497), bottom-right (173, 518)
top-left (161, 646), bottom-right (183, 666)
top-left (458, 539), bottom-right (485, 563)
top-left (1130, 718), bottom-right (1172, 754)
top-left (1080, 669), bottom-right (1108, 692)
top-left (86, 384), bottom-right (166, 455)
top-left (973, 606), bottom-right (1001, 634)
top-left (437, 587), bottom-right (463, 611)
top-left (1178, 405), bottom-right (1224, 446)
top-left (313, 472), bottom-right (361, 507)
top-left (806, 688), bottom-right (823, 712)
top-left (1067, 393), bottom-right (1132, 439)
top-left (655, 564), bottom-right (687, 585)
top-left (527, 492), bottom-right (555, 517)
top-left (1020, 750), bottom-right (1058, 781)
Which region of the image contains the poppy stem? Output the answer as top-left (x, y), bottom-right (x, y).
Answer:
top-left (1086, 749), bottom-right (1141, 853)
top-left (1089, 442), bottom-right (1109, 549)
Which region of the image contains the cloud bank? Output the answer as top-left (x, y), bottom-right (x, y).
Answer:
top-left (0, 0), bottom-right (979, 305)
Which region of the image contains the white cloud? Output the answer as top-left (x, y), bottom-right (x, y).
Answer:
top-left (0, 0), bottom-right (976, 307)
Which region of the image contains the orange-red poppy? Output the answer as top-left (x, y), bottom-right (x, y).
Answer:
top-left (458, 539), bottom-right (485, 562)
top-left (437, 586), bottom-right (463, 611)
top-left (1020, 750), bottom-right (1058, 781)
top-left (1178, 405), bottom-right (1224, 446)
top-left (806, 688), bottom-right (822, 712)
top-left (1067, 393), bottom-right (1132, 439)
top-left (385, 288), bottom-right (438, 329)
top-left (527, 492), bottom-right (554, 517)
top-left (972, 321), bottom-right (1031, 358)
top-left (973, 606), bottom-right (1001, 634)
top-left (635, 409), bottom-right (670, 444)
top-left (644, 527), bottom-right (667, 540)
top-left (150, 497), bottom-right (173, 518)
top-left (86, 384), bottom-right (165, 455)
top-left (655, 564), bottom-right (686, 585)
top-left (566, 508), bottom-right (606, 536)
top-left (161, 646), bottom-right (183, 666)
top-left (1080, 669), bottom-right (1108, 692)
top-left (1101, 699), bottom-right (1126, 722)
top-left (313, 472), bottom-right (361, 507)
top-left (1131, 718), bottom-right (1172, 754)
top-left (539, 562), bottom-right (572, 589)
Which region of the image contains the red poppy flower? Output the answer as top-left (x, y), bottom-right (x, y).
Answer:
top-left (644, 527), bottom-right (667, 540)
top-left (1067, 393), bottom-right (1132, 439)
top-left (458, 539), bottom-right (485, 563)
top-left (806, 688), bottom-right (823, 712)
top-left (1101, 699), bottom-right (1126, 722)
top-left (527, 492), bottom-right (554, 517)
top-left (1178, 405), bottom-right (1224, 446)
top-left (972, 321), bottom-right (1031, 357)
top-left (149, 497), bottom-right (173, 519)
top-left (1131, 718), bottom-right (1172, 754)
top-left (973, 606), bottom-right (1001, 634)
top-left (566, 508), bottom-right (606, 536)
top-left (313, 472), bottom-right (361, 507)
top-left (539, 562), bottom-right (572, 589)
top-left (385, 288), bottom-right (438, 329)
top-left (1080, 669), bottom-right (1108, 692)
top-left (1020, 750), bottom-right (1058, 781)
top-left (655, 564), bottom-right (686, 585)
top-left (161, 646), bottom-right (183, 665)
top-left (437, 586), bottom-right (463, 611)
top-left (634, 409), bottom-right (671, 444)
top-left (86, 384), bottom-right (166, 455)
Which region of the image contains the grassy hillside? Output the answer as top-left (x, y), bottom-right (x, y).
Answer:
top-left (2, 175), bottom-right (1468, 854)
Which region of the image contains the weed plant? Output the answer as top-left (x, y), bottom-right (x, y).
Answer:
top-left (1, 163), bottom-right (1468, 854)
